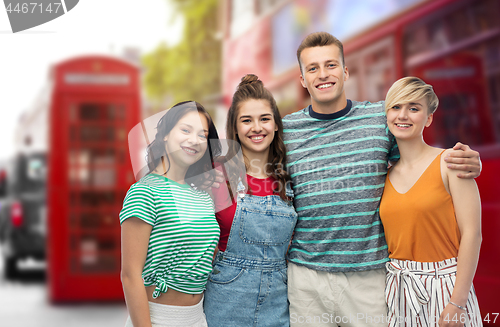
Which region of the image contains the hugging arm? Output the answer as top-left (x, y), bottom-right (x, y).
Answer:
top-left (444, 142), bottom-right (481, 179)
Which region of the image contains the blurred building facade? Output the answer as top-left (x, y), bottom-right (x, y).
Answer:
top-left (220, 0), bottom-right (500, 323)
top-left (220, 0), bottom-right (500, 148)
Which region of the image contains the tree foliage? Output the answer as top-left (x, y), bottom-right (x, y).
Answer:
top-left (143, 0), bottom-right (221, 110)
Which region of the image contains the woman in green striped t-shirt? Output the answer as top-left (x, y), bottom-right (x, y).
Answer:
top-left (120, 101), bottom-right (221, 327)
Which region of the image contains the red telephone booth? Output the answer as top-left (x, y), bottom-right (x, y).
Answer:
top-left (47, 56), bottom-right (140, 302)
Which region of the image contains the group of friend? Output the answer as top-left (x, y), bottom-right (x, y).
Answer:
top-left (119, 32), bottom-right (483, 327)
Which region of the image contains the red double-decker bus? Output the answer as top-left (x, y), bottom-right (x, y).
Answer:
top-left (221, 0), bottom-right (500, 323)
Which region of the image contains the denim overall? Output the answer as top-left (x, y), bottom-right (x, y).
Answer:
top-left (204, 179), bottom-right (298, 327)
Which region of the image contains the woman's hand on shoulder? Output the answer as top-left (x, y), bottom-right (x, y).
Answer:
top-left (443, 148), bottom-right (481, 236)
top-left (443, 142), bottom-right (481, 179)
top-left (443, 147), bottom-right (479, 206)
top-left (199, 166), bottom-right (225, 190)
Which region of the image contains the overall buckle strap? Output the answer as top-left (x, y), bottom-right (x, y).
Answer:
top-left (236, 178), bottom-right (246, 198)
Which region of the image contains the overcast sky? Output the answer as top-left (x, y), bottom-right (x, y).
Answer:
top-left (0, 0), bottom-right (183, 161)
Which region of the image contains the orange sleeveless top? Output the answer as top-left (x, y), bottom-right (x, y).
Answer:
top-left (380, 151), bottom-right (461, 262)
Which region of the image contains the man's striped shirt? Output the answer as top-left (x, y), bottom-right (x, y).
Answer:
top-left (284, 100), bottom-right (399, 272)
top-left (119, 173), bottom-right (220, 296)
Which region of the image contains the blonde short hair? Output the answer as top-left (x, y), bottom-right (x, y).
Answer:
top-left (385, 77), bottom-right (439, 114)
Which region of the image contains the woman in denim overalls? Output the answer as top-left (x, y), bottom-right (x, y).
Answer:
top-left (204, 74), bottom-right (298, 326)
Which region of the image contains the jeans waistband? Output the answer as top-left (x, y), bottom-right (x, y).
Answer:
top-left (215, 252), bottom-right (286, 270)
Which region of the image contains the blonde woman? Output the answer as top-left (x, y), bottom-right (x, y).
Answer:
top-left (380, 77), bottom-right (482, 327)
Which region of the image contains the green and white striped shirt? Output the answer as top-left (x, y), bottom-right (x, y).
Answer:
top-left (284, 100), bottom-right (399, 272)
top-left (120, 173), bottom-right (220, 297)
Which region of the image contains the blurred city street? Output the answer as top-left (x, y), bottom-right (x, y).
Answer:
top-left (0, 0), bottom-right (499, 326)
top-left (0, 249), bottom-right (128, 327)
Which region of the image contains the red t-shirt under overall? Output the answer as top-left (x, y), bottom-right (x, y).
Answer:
top-left (212, 173), bottom-right (278, 252)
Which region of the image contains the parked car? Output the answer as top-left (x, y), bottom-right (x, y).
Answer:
top-left (0, 153), bottom-right (47, 278)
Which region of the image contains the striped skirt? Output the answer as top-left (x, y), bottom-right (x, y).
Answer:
top-left (385, 258), bottom-right (482, 327)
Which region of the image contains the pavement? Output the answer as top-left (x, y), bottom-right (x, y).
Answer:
top-left (0, 249), bottom-right (128, 327)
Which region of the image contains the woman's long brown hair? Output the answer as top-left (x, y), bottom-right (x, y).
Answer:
top-left (224, 74), bottom-right (290, 201)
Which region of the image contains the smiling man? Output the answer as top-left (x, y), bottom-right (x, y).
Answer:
top-left (282, 32), bottom-right (481, 327)
top-left (299, 42), bottom-right (348, 114)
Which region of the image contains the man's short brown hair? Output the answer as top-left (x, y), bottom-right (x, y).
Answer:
top-left (297, 32), bottom-right (345, 74)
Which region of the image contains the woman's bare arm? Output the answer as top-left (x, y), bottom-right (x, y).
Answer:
top-left (121, 217), bottom-right (154, 327)
top-left (439, 156), bottom-right (482, 327)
